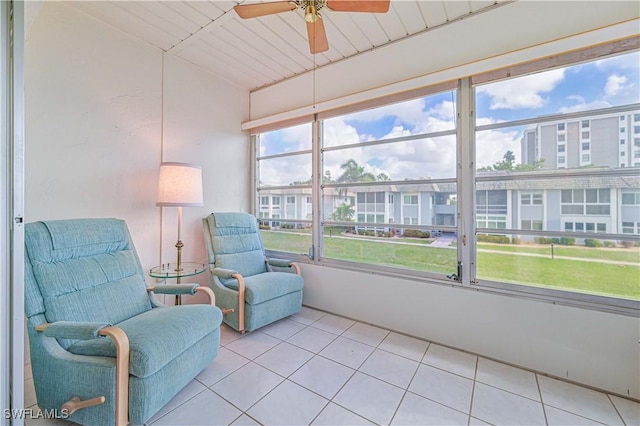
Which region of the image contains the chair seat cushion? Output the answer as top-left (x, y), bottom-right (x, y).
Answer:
top-left (224, 272), bottom-right (303, 305)
top-left (67, 304), bottom-right (222, 378)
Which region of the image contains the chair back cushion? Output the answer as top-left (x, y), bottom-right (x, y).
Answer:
top-left (203, 212), bottom-right (267, 279)
top-left (24, 219), bottom-right (152, 347)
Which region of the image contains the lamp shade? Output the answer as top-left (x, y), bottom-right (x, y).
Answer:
top-left (156, 162), bottom-right (204, 207)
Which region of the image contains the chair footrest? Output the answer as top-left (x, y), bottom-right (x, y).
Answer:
top-left (63, 396), bottom-right (106, 415)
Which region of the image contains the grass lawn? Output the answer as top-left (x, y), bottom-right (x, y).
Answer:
top-left (261, 230), bottom-right (640, 300)
top-left (478, 243), bottom-right (639, 263)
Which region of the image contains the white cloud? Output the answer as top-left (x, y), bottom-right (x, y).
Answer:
top-left (604, 74), bottom-right (628, 97)
top-left (477, 68), bottom-right (565, 110)
top-left (476, 128), bottom-right (522, 170)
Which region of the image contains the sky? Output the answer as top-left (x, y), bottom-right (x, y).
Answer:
top-left (259, 51), bottom-right (640, 186)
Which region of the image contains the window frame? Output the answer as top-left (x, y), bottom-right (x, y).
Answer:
top-left (251, 42), bottom-right (640, 317)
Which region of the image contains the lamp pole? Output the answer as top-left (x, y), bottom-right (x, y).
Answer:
top-left (175, 206), bottom-right (184, 274)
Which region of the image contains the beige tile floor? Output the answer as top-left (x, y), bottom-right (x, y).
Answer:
top-left (24, 306), bottom-right (640, 425)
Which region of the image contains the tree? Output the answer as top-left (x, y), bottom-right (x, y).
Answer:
top-left (478, 150), bottom-right (545, 172)
top-left (337, 159), bottom-right (376, 183)
top-left (514, 158), bottom-right (546, 171)
top-left (331, 203), bottom-right (355, 221)
top-left (376, 172), bottom-right (391, 181)
top-left (492, 150), bottom-right (516, 170)
top-left (336, 159), bottom-right (376, 197)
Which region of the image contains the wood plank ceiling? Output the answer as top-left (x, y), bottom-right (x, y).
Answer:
top-left (65, 0), bottom-right (508, 91)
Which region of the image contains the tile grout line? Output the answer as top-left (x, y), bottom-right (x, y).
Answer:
top-left (467, 356), bottom-right (479, 425)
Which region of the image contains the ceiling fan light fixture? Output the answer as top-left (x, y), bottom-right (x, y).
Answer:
top-left (304, 5), bottom-right (318, 22)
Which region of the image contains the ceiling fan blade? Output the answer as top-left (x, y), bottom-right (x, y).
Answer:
top-left (307, 16), bottom-right (329, 54)
top-left (326, 0), bottom-right (390, 13)
top-left (233, 1), bottom-right (297, 19)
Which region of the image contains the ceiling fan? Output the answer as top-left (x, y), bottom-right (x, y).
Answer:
top-left (233, 0), bottom-right (391, 54)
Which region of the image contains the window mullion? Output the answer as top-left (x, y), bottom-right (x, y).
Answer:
top-left (312, 118), bottom-right (322, 262)
top-left (457, 77), bottom-right (476, 287)
top-left (251, 134), bottom-right (258, 216)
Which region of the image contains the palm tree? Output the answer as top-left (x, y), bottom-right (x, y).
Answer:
top-left (336, 159), bottom-right (375, 197)
top-left (337, 159), bottom-right (376, 183)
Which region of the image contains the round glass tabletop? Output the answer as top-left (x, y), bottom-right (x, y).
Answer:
top-left (149, 262), bottom-right (207, 279)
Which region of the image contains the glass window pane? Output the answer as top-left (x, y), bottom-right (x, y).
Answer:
top-left (259, 221), bottom-right (312, 255)
top-left (474, 50), bottom-right (640, 301)
top-left (259, 154), bottom-right (311, 187)
top-left (259, 123), bottom-right (312, 155)
top-left (323, 93), bottom-right (456, 149)
top-left (323, 136), bottom-right (456, 181)
top-left (476, 52), bottom-right (640, 123)
top-left (476, 232), bottom-right (639, 299)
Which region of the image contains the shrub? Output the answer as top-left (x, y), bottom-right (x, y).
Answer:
top-left (535, 237), bottom-right (553, 244)
top-left (259, 224), bottom-right (271, 230)
top-left (511, 237), bottom-right (521, 245)
top-left (477, 234), bottom-right (510, 244)
top-left (621, 240), bottom-right (637, 248)
top-left (403, 229), bottom-right (430, 238)
top-left (584, 238), bottom-right (602, 248)
top-left (603, 240), bottom-right (616, 248)
top-left (559, 237), bottom-right (575, 246)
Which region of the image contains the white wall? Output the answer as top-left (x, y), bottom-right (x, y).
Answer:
top-left (25, 2), bottom-right (250, 281)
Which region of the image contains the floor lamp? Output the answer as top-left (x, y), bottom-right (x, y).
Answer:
top-left (156, 162), bottom-right (204, 277)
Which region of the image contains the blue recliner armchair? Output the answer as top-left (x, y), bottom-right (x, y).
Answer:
top-left (24, 218), bottom-right (223, 425)
top-left (203, 212), bottom-right (304, 333)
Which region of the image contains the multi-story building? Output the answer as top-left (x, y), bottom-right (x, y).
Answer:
top-left (259, 110), bottom-right (640, 238)
top-left (521, 110), bottom-right (640, 169)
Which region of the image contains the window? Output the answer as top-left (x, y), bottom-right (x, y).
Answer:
top-left (521, 220), bottom-right (543, 230)
top-left (474, 49), bottom-right (638, 304)
top-left (255, 47), bottom-right (639, 314)
top-left (622, 222), bottom-right (640, 234)
top-left (403, 195), bottom-right (418, 205)
top-left (621, 127), bottom-right (626, 133)
top-left (635, 138), bottom-right (640, 147)
top-left (635, 114), bottom-right (640, 121)
top-left (622, 192), bottom-right (640, 205)
top-left (321, 88), bottom-right (458, 275)
top-left (255, 123), bottom-right (312, 253)
top-left (635, 126), bottom-right (640, 133)
top-left (561, 189), bottom-right (610, 215)
top-left (521, 193), bottom-right (542, 205)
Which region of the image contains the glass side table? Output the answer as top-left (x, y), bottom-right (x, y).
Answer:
top-left (149, 262), bottom-right (207, 305)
